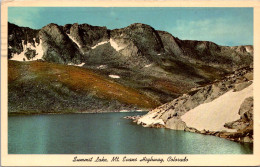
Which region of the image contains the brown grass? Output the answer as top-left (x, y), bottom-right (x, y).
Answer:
top-left (154, 79), bottom-right (188, 94)
top-left (8, 61), bottom-right (21, 82)
top-left (9, 60), bottom-right (160, 108)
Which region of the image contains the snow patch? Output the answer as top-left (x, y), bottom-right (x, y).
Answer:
top-left (34, 39), bottom-right (44, 60)
top-left (109, 75), bottom-right (120, 79)
top-left (109, 39), bottom-right (125, 51)
top-left (67, 34), bottom-right (81, 48)
top-left (136, 110), bottom-right (146, 112)
top-left (145, 64), bottom-right (152, 68)
top-left (120, 109), bottom-right (144, 112)
top-left (91, 41), bottom-right (109, 49)
top-left (97, 65), bottom-right (107, 69)
top-left (76, 63), bottom-right (85, 67)
top-left (11, 51), bottom-right (26, 61)
top-left (157, 53), bottom-right (161, 55)
top-left (68, 62), bottom-right (85, 67)
top-left (181, 84), bottom-right (253, 132)
top-left (10, 39), bottom-right (44, 61)
top-left (245, 46), bottom-right (253, 53)
top-left (120, 110), bottom-right (129, 113)
top-left (137, 112), bottom-right (165, 127)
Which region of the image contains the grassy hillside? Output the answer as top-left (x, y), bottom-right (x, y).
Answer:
top-left (8, 60), bottom-right (160, 114)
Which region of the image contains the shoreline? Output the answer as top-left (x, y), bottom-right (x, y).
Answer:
top-left (8, 110), bottom-right (148, 116)
top-left (124, 115), bottom-right (253, 144)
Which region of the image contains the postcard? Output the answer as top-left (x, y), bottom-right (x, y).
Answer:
top-left (1, 0), bottom-right (260, 166)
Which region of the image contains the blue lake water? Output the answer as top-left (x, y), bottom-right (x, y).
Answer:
top-left (8, 112), bottom-right (253, 154)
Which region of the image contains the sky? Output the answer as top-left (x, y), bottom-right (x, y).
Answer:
top-left (8, 7), bottom-right (253, 46)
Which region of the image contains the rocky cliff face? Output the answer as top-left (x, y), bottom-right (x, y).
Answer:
top-left (135, 67), bottom-right (253, 143)
top-left (8, 22), bottom-right (253, 114)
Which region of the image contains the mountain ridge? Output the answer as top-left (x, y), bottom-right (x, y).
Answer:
top-left (8, 22), bottom-right (253, 114)
top-left (8, 21), bottom-right (253, 47)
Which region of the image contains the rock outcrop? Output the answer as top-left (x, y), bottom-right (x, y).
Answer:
top-left (135, 68), bottom-right (254, 143)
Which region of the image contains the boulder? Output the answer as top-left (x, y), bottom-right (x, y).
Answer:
top-left (242, 136), bottom-right (252, 143)
top-left (244, 71), bottom-right (253, 80)
top-left (234, 81), bottom-right (253, 92)
top-left (239, 96), bottom-right (253, 120)
top-left (165, 118), bottom-right (186, 130)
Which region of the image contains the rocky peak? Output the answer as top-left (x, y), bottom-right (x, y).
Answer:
top-left (8, 22), bottom-right (253, 70)
top-left (40, 23), bottom-right (68, 44)
top-left (126, 22), bottom-right (154, 29)
top-left (39, 23), bottom-right (82, 64)
top-left (123, 23), bottom-right (164, 51)
top-left (8, 22), bottom-right (40, 59)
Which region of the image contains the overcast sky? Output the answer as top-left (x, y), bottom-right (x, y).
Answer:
top-left (8, 7), bottom-right (253, 46)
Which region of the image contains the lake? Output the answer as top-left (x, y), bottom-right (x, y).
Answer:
top-left (8, 112), bottom-right (253, 154)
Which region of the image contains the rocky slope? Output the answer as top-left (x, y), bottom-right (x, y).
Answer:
top-left (134, 68), bottom-right (253, 143)
top-left (8, 22), bottom-right (253, 114)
